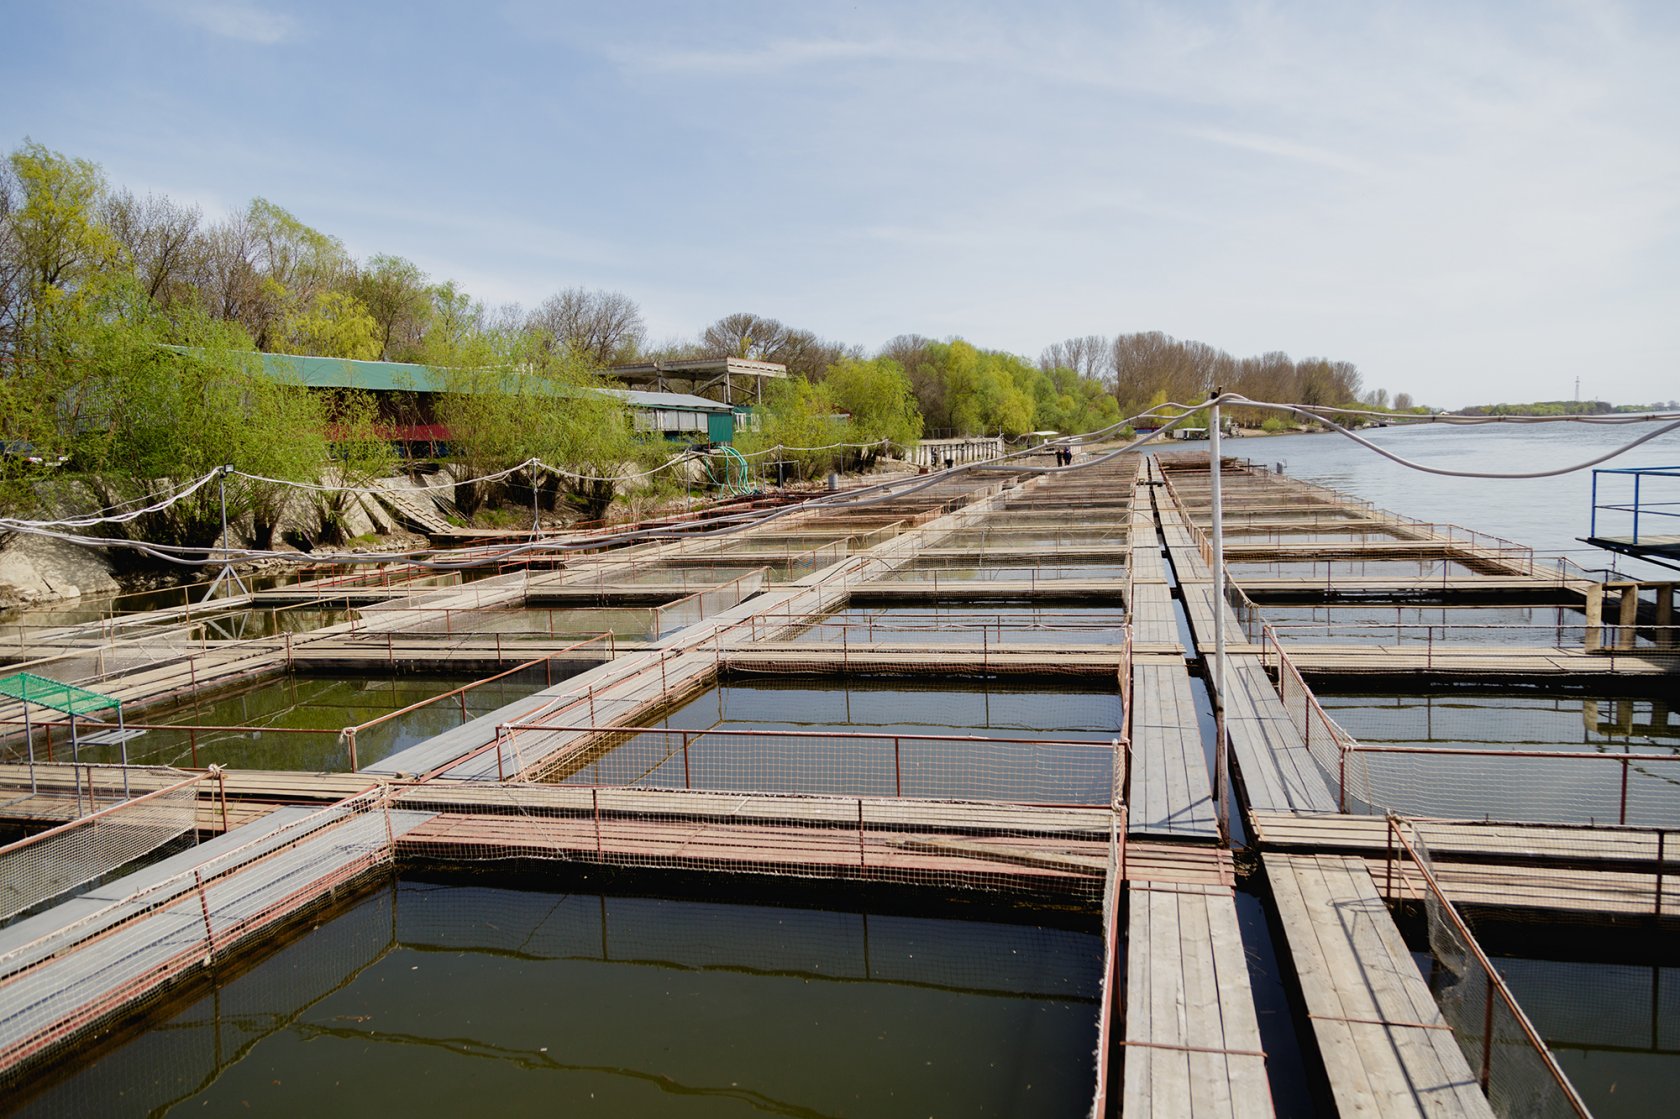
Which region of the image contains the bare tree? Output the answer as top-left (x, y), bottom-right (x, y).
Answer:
top-left (698, 312), bottom-right (849, 378)
top-left (190, 213), bottom-right (264, 338)
top-left (1328, 360), bottom-right (1363, 404)
top-left (701, 312), bottom-right (791, 361)
top-left (355, 253), bottom-right (432, 360)
top-left (529, 287), bottom-right (645, 367)
top-left (1040, 335), bottom-right (1112, 383)
top-left (101, 189), bottom-right (202, 303)
top-left (775, 328), bottom-right (857, 380)
top-left (0, 160), bottom-right (23, 360)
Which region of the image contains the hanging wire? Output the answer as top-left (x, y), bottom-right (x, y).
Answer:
top-left (2, 399), bottom-right (1676, 564)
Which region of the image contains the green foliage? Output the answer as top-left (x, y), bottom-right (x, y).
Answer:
top-left (933, 341), bottom-right (1036, 435)
top-left (240, 198), bottom-right (354, 350)
top-left (436, 337), bottom-right (640, 520)
top-left (822, 357), bottom-right (922, 449)
top-left (734, 376), bottom-right (850, 481)
top-left (312, 391), bottom-right (395, 545)
top-left (354, 254), bottom-right (432, 360)
top-left (6, 142), bottom-right (120, 310)
top-left (280, 289), bottom-right (381, 359)
top-left (77, 311), bottom-right (331, 562)
top-left (1033, 365), bottom-right (1123, 434)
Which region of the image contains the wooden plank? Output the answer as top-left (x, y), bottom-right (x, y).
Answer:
top-left (1250, 811), bottom-right (1674, 865)
top-left (1123, 882), bottom-right (1273, 1118)
top-left (1265, 853), bottom-right (1493, 1118)
top-left (1368, 857), bottom-right (1680, 919)
top-left (1129, 663), bottom-right (1217, 839)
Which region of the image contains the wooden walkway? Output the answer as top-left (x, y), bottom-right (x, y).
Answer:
top-left (1128, 659), bottom-right (1217, 839)
top-left (13, 450), bottom-right (1662, 1116)
top-left (1276, 643), bottom-right (1678, 678)
top-left (397, 793), bottom-right (1112, 891)
top-left (1125, 467), bottom-right (1218, 841)
top-left (1222, 659), bottom-right (1339, 813)
top-left (1265, 853), bottom-right (1494, 1118)
top-left (1147, 459), bottom-right (1338, 815)
top-left (0, 803), bottom-right (433, 1077)
top-left (1124, 881), bottom-right (1272, 1117)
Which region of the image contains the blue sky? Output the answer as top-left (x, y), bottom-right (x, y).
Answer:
top-left (3, 0), bottom-right (1677, 407)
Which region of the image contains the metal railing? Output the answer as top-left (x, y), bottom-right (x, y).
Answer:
top-left (1382, 816), bottom-right (1592, 1117)
top-left (1265, 627), bottom-right (1680, 824)
top-left (1590, 465), bottom-right (1680, 546)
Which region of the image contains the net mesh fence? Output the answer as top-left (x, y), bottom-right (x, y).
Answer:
top-left (651, 568), bottom-right (768, 635)
top-left (0, 769), bottom-right (206, 923)
top-left (0, 786), bottom-right (399, 1090)
top-left (520, 725), bottom-right (1118, 805)
top-left (1266, 629), bottom-right (1680, 827)
top-left (1387, 818), bottom-right (1592, 1119)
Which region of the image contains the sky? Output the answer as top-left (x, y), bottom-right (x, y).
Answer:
top-left (2, 0), bottom-right (1676, 408)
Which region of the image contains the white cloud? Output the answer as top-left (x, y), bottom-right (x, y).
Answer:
top-left (149, 0), bottom-right (298, 46)
top-left (1177, 126), bottom-right (1374, 177)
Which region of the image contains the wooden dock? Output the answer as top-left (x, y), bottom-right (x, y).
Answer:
top-left (10, 448), bottom-right (1674, 1115)
top-left (1265, 853), bottom-right (1494, 1118)
top-left (0, 801), bottom-right (433, 1078)
top-left (1123, 881), bottom-right (1273, 1117)
top-left (1128, 658), bottom-right (1217, 839)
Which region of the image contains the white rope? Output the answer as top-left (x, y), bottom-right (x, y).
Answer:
top-left (233, 458), bottom-right (540, 495)
top-left (737, 438), bottom-right (897, 457)
top-left (0, 470), bottom-right (223, 530)
top-left (1223, 395), bottom-right (1680, 479)
top-left (5, 398), bottom-right (1676, 563)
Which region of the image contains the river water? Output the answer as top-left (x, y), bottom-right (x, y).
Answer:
top-left (1212, 419), bottom-right (1680, 579)
top-left (10, 879), bottom-right (1102, 1118)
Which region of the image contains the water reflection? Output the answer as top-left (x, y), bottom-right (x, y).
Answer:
top-left (10, 880), bottom-right (1102, 1118)
top-left (555, 677), bottom-right (1123, 803)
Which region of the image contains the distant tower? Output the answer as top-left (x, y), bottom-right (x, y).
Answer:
top-left (1574, 377), bottom-right (1580, 403)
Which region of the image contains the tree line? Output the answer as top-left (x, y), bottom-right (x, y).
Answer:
top-left (1042, 331), bottom-right (1424, 427)
top-left (0, 139), bottom-right (1397, 565)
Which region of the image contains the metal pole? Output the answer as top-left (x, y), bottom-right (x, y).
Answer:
top-left (1589, 471), bottom-right (1599, 538)
top-left (23, 704), bottom-right (35, 796)
top-left (219, 465), bottom-right (230, 555)
top-left (1633, 473), bottom-right (1642, 544)
top-left (71, 713), bottom-right (83, 816)
top-left (117, 703), bottom-right (130, 799)
top-left (1210, 391), bottom-right (1230, 844)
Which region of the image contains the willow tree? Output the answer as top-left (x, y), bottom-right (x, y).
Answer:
top-left (734, 377), bottom-right (850, 481)
top-left (311, 390), bottom-right (395, 545)
top-left (78, 315), bottom-right (331, 566)
top-left (437, 339), bottom-right (639, 522)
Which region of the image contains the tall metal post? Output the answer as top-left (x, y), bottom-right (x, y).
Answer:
top-left (1209, 390), bottom-right (1230, 844)
top-left (23, 703), bottom-right (35, 796)
top-left (70, 713), bottom-right (83, 816)
top-left (116, 702), bottom-right (130, 799)
top-left (203, 464), bottom-right (250, 602)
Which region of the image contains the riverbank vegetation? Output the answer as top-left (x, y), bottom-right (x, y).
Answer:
top-left (2, 139), bottom-right (1396, 566)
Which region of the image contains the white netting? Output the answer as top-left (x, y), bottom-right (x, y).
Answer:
top-left (651, 568), bottom-right (769, 636)
top-left (0, 769), bottom-right (206, 922)
top-left (0, 787), bottom-right (402, 1087)
top-left (520, 724), bottom-right (1117, 805)
top-left (1389, 819), bottom-right (1591, 1118)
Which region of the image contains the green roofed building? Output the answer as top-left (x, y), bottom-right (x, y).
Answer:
top-left (200, 350), bottom-right (749, 453)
